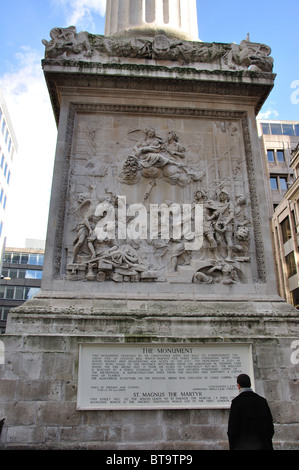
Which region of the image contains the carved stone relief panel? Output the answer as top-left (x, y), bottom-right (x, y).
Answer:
top-left (60, 105), bottom-right (261, 285)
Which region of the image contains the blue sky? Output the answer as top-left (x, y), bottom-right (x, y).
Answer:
top-left (0, 0), bottom-right (298, 246)
top-left (1, 0), bottom-right (298, 118)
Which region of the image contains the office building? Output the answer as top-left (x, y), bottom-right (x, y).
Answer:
top-left (0, 88), bottom-right (18, 258)
top-left (257, 119), bottom-right (299, 213)
top-left (272, 143), bottom-right (299, 308)
top-left (0, 242), bottom-right (44, 333)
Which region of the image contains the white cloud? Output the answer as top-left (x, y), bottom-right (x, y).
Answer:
top-left (257, 103), bottom-right (279, 120)
top-left (0, 47), bottom-right (57, 247)
top-left (0, 0), bottom-right (107, 248)
top-left (53, 0), bottom-right (107, 30)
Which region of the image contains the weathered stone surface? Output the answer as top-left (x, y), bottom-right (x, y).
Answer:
top-left (1, 321), bottom-right (299, 449)
top-left (1, 3), bottom-right (298, 451)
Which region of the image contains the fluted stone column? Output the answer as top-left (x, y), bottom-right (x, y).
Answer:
top-left (105, 0), bottom-right (199, 40)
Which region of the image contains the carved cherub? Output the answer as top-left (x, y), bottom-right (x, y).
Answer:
top-left (42, 26), bottom-right (91, 59)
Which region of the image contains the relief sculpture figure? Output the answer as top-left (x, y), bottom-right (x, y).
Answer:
top-left (71, 187), bottom-right (98, 263)
top-left (192, 189), bottom-right (251, 285)
top-left (121, 128), bottom-right (204, 187)
top-left (193, 190), bottom-right (218, 258)
top-left (208, 190), bottom-right (235, 261)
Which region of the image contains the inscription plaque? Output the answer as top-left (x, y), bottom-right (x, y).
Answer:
top-left (77, 343), bottom-right (254, 410)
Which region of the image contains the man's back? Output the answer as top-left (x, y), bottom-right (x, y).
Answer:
top-left (228, 390), bottom-right (274, 450)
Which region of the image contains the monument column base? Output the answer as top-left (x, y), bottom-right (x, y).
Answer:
top-left (1, 297), bottom-right (298, 450)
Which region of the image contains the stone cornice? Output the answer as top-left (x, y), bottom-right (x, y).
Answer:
top-left (42, 58), bottom-right (276, 81)
top-left (43, 63), bottom-right (275, 125)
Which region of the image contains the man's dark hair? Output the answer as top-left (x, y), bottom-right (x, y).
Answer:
top-left (237, 373), bottom-right (251, 388)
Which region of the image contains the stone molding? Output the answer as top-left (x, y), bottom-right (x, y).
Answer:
top-left (43, 68), bottom-right (275, 125)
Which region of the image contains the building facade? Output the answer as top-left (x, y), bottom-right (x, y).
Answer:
top-left (272, 143), bottom-right (299, 308)
top-left (0, 89), bottom-right (18, 259)
top-left (258, 119), bottom-right (299, 213)
top-left (0, 246), bottom-right (44, 333)
top-left (257, 120), bottom-right (299, 308)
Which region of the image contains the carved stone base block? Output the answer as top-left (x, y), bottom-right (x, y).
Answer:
top-left (1, 29), bottom-right (299, 450)
top-left (1, 297), bottom-right (299, 450)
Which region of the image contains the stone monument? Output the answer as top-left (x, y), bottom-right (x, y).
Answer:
top-left (1, 0), bottom-right (299, 450)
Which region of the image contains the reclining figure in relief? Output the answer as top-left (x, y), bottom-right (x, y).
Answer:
top-left (120, 128), bottom-right (205, 187)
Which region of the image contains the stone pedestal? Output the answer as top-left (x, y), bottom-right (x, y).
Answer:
top-left (1, 21), bottom-right (299, 450)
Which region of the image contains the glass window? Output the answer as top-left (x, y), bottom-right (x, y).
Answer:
top-left (270, 123), bottom-right (282, 135)
top-left (25, 270), bottom-right (35, 279)
top-left (1, 268), bottom-right (9, 278)
top-left (282, 124), bottom-right (295, 136)
top-left (261, 123), bottom-right (270, 134)
top-left (20, 254), bottom-right (29, 264)
top-left (28, 254), bottom-right (44, 266)
top-left (6, 287), bottom-right (15, 299)
top-left (25, 287), bottom-right (40, 300)
top-left (276, 150), bottom-right (285, 162)
top-left (270, 177), bottom-right (278, 190)
top-left (1, 155), bottom-right (4, 168)
top-left (18, 269), bottom-right (26, 279)
top-left (9, 268), bottom-right (19, 279)
top-left (1, 120), bottom-right (6, 134)
top-left (2, 307), bottom-right (10, 321)
top-left (292, 210), bottom-right (297, 233)
top-left (281, 216), bottom-right (292, 243)
top-left (280, 177), bottom-right (288, 191)
top-left (267, 150), bottom-right (275, 162)
top-left (295, 124), bottom-right (299, 136)
top-left (285, 251), bottom-right (297, 278)
top-left (3, 253), bottom-right (12, 263)
top-left (28, 254), bottom-right (38, 265)
top-left (0, 286), bottom-right (5, 299)
top-left (12, 253), bottom-right (20, 264)
top-left (26, 269), bottom-right (43, 279)
top-left (291, 288), bottom-right (299, 309)
top-left (15, 287), bottom-right (24, 300)
top-left (38, 255), bottom-right (44, 266)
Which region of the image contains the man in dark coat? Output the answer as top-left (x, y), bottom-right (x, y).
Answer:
top-left (227, 373), bottom-right (274, 450)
